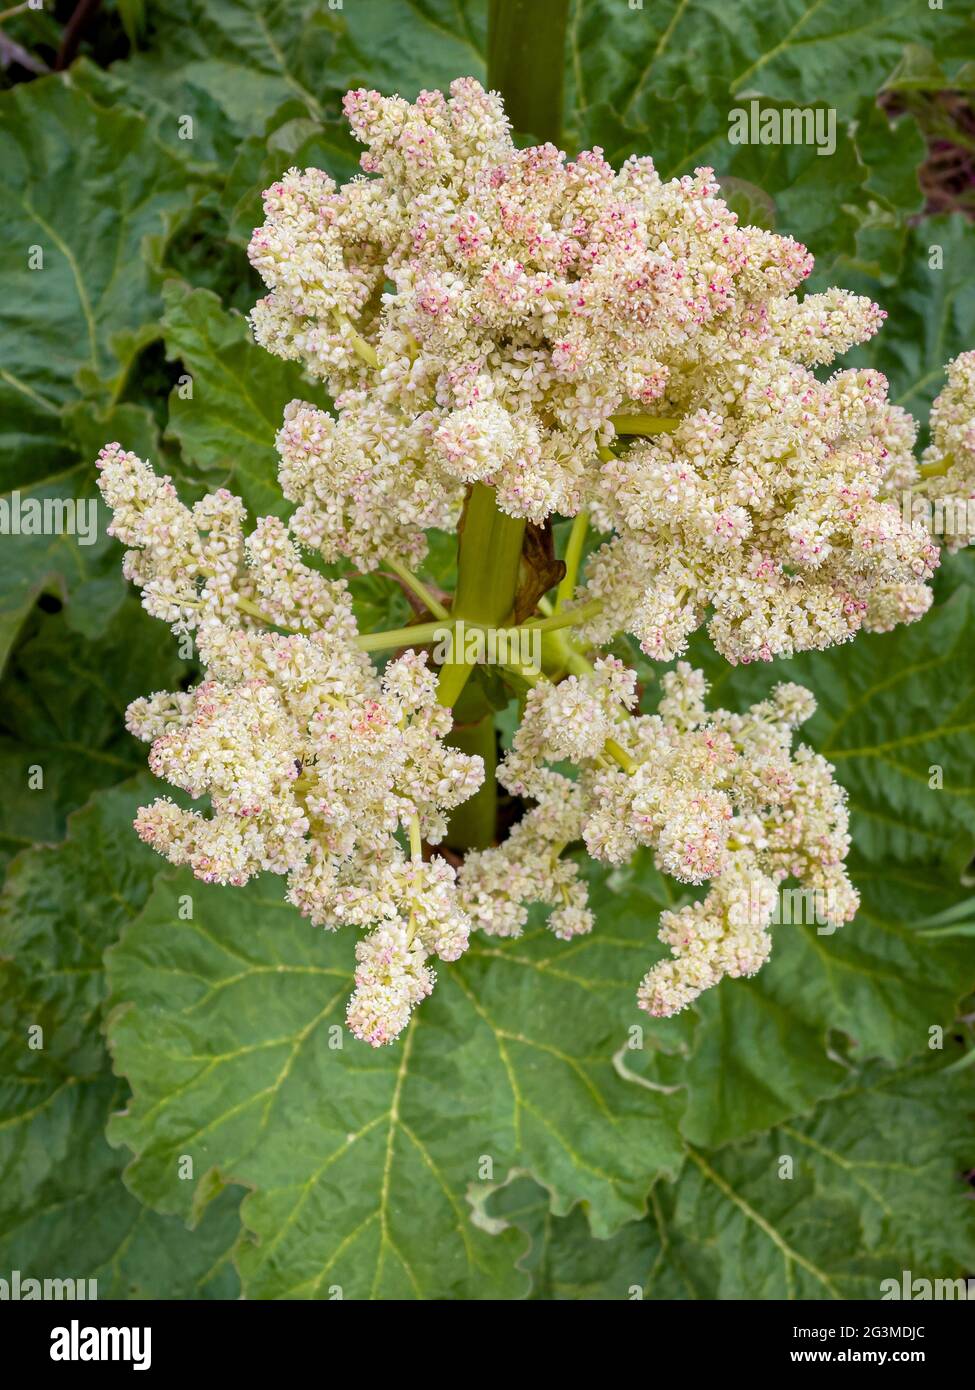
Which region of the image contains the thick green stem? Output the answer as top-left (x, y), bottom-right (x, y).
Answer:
top-left (488, 0), bottom-right (570, 144)
top-left (436, 1), bottom-right (568, 849)
top-left (436, 483), bottom-right (526, 708)
top-left (436, 486), bottom-right (524, 848)
top-left (444, 715), bottom-right (499, 851)
top-left (453, 486), bottom-right (527, 622)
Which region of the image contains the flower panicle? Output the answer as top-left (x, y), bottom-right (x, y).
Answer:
top-left (95, 78), bottom-right (975, 1037)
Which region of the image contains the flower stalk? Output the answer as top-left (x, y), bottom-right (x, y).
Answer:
top-left (610, 414), bottom-right (680, 435)
top-left (487, 0), bottom-right (569, 144)
top-left (435, 482), bottom-right (526, 708)
top-left (442, 713), bottom-right (499, 850)
top-left (383, 555), bottom-right (450, 620)
top-left (555, 511), bottom-right (589, 610)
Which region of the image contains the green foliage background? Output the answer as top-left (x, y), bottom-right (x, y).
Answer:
top-left (0, 0), bottom-right (974, 1300)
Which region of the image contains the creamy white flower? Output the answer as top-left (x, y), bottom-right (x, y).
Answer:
top-left (484, 660), bottom-right (857, 1012)
top-left (459, 771), bottom-right (589, 940)
top-left (99, 446), bottom-right (481, 1045)
top-left (915, 351), bottom-right (975, 551)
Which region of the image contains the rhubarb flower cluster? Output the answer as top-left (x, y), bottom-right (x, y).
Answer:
top-left (580, 367), bottom-right (940, 664)
top-left (459, 661), bottom-right (857, 1016)
top-left (459, 771), bottom-right (593, 941)
top-left (249, 76), bottom-right (944, 661)
top-left (96, 445), bottom-right (482, 1044)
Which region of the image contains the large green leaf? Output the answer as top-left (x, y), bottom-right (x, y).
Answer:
top-left (565, 1), bottom-right (963, 272)
top-left (322, 0), bottom-right (486, 96)
top-left (0, 777), bottom-right (167, 1071)
top-left (853, 98), bottom-right (925, 224)
top-left (0, 466), bottom-right (125, 675)
top-left (673, 866), bottom-right (975, 1146)
top-left (840, 216), bottom-right (975, 430)
top-left (476, 1172), bottom-right (651, 1298)
top-left (584, 834), bottom-right (975, 1149)
top-left (99, 0), bottom-right (342, 143)
top-left (820, 98), bottom-right (926, 285)
top-left (649, 1059), bottom-right (975, 1299)
top-left (68, 56), bottom-right (245, 173)
top-left (484, 1059), bottom-right (975, 1300)
top-left (0, 378), bottom-right (75, 494)
top-left (89, 0), bottom-right (484, 153)
top-left (0, 597), bottom-right (189, 869)
top-left (0, 77), bottom-right (193, 660)
top-left (0, 76), bottom-right (187, 411)
top-left (566, 0), bottom-right (973, 128)
top-left (0, 396), bottom-right (165, 664)
top-left (161, 281), bottom-right (328, 518)
top-left (104, 862), bottom-right (691, 1298)
top-left (0, 781), bottom-right (240, 1296)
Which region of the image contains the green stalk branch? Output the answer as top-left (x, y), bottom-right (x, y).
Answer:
top-left (525, 598), bottom-right (601, 632)
top-left (919, 452), bottom-right (954, 479)
top-left (357, 603), bottom-right (601, 655)
top-left (357, 619), bottom-right (446, 652)
top-left (383, 555), bottom-right (450, 619)
top-left (487, 0), bottom-right (570, 145)
top-left (555, 510), bottom-right (589, 610)
top-left (604, 737), bottom-right (637, 774)
top-left (332, 309), bottom-right (379, 368)
top-left (233, 594), bottom-right (293, 631)
top-left (611, 414), bottom-right (680, 436)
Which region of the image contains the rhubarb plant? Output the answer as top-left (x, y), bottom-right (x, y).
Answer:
top-left (96, 76), bottom-right (975, 1046)
top-left (1, 0), bottom-right (974, 1304)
